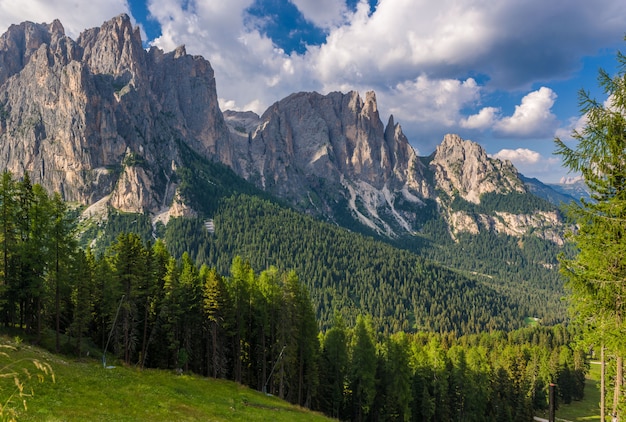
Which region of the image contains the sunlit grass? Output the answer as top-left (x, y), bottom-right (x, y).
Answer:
top-left (536, 361), bottom-right (602, 422)
top-left (524, 316), bottom-right (540, 327)
top-left (0, 334), bottom-right (331, 421)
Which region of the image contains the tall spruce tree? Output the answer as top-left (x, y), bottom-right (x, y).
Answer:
top-left (109, 233), bottom-right (147, 364)
top-left (318, 314), bottom-right (348, 419)
top-left (177, 252), bottom-right (202, 372)
top-left (70, 249), bottom-right (95, 357)
top-left (229, 256), bottom-right (254, 384)
top-left (348, 315), bottom-right (377, 422)
top-left (0, 171), bottom-right (17, 325)
top-left (202, 265), bottom-right (232, 378)
top-left (49, 192), bottom-right (76, 353)
top-left (27, 184), bottom-right (52, 341)
top-left (555, 41), bottom-right (626, 420)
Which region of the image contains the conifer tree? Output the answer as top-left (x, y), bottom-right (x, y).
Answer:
top-left (161, 255), bottom-right (181, 368)
top-left (141, 239), bottom-right (172, 368)
top-left (228, 256), bottom-right (254, 384)
top-left (70, 249), bottom-right (95, 357)
top-left (48, 192), bottom-right (76, 353)
top-left (202, 265), bottom-right (231, 378)
top-left (0, 171), bottom-right (17, 324)
top-left (109, 233), bottom-right (146, 364)
top-left (13, 172), bottom-right (34, 329)
top-left (177, 252), bottom-right (202, 372)
top-left (256, 266), bottom-right (281, 392)
top-left (348, 315), bottom-right (377, 422)
top-left (286, 270), bottom-right (319, 407)
top-left (555, 41), bottom-right (626, 419)
top-left (318, 315), bottom-right (348, 419)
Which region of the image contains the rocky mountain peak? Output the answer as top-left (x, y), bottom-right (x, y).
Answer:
top-left (431, 134), bottom-right (525, 203)
top-left (0, 14), bottom-right (231, 216)
top-left (224, 90), bottom-right (431, 236)
top-left (360, 90), bottom-right (379, 118)
top-left (0, 19), bottom-right (66, 86)
top-left (77, 13), bottom-right (146, 86)
top-left (0, 15), bottom-right (565, 243)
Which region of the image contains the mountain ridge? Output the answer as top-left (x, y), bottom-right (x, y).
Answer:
top-left (0, 14), bottom-right (570, 242)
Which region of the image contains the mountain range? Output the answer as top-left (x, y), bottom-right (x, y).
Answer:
top-left (0, 14), bottom-right (578, 244)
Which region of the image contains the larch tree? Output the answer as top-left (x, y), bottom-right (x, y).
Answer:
top-left (109, 233), bottom-right (147, 364)
top-left (318, 314), bottom-right (348, 419)
top-left (70, 248), bottom-right (95, 357)
top-left (0, 171), bottom-right (17, 325)
top-left (348, 314), bottom-right (377, 422)
top-left (202, 265), bottom-right (232, 378)
top-left (554, 41), bottom-right (626, 420)
top-left (228, 256), bottom-right (254, 384)
top-left (27, 184), bottom-right (52, 341)
top-left (48, 192), bottom-right (76, 353)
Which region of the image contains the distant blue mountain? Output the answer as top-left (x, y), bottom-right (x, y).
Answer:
top-left (521, 175), bottom-right (590, 206)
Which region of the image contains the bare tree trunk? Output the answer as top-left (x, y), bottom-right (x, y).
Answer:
top-left (140, 298), bottom-right (149, 368)
top-left (613, 354), bottom-right (622, 421)
top-left (55, 263), bottom-right (60, 353)
top-left (141, 316), bottom-right (157, 370)
top-left (602, 345), bottom-right (606, 422)
top-left (298, 347), bottom-right (304, 406)
top-left (261, 330), bottom-right (266, 392)
top-left (279, 358), bottom-right (285, 399)
top-left (77, 320), bottom-right (83, 357)
top-left (234, 334), bottom-right (242, 383)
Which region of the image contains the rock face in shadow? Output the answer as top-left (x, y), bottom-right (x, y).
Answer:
top-left (0, 14), bottom-right (231, 214)
top-left (226, 91), bottom-right (431, 235)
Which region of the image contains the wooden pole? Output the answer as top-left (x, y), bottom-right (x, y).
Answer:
top-left (601, 345), bottom-right (605, 422)
top-left (549, 383), bottom-right (556, 422)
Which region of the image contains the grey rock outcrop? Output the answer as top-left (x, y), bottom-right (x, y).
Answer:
top-left (429, 134), bottom-right (563, 242)
top-left (0, 15), bottom-right (564, 242)
top-left (226, 91), bottom-right (430, 235)
top-left (430, 134), bottom-right (525, 204)
top-left (0, 14), bottom-right (231, 215)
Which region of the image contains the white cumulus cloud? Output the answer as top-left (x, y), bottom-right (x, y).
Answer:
top-left (491, 148), bottom-right (561, 181)
top-left (494, 87), bottom-right (558, 138)
top-left (492, 148), bottom-right (542, 164)
top-left (383, 76), bottom-right (481, 128)
top-left (147, 0), bottom-right (316, 114)
top-left (460, 107), bottom-right (500, 130)
top-left (0, 0), bottom-right (131, 39)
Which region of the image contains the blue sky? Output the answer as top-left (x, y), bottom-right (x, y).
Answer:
top-left (1, 0), bottom-right (625, 183)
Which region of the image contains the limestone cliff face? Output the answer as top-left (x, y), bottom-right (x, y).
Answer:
top-left (447, 210), bottom-right (564, 244)
top-left (0, 14), bottom-right (231, 214)
top-left (0, 15), bottom-right (564, 242)
top-left (429, 134), bottom-right (563, 242)
top-left (225, 96), bottom-right (564, 240)
top-left (430, 134), bottom-right (525, 203)
top-left (226, 91), bottom-right (430, 235)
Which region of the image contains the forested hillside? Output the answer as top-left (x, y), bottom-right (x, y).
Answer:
top-left (85, 192), bottom-right (565, 334)
top-left (0, 169), bottom-right (588, 420)
top-left (73, 122), bottom-right (570, 336)
top-left (171, 195), bottom-right (569, 332)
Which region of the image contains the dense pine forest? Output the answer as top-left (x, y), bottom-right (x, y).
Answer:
top-left (83, 193), bottom-right (567, 335)
top-left (0, 169), bottom-right (587, 421)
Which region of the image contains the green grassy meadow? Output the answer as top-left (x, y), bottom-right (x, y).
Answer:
top-left (0, 335), bottom-right (332, 421)
top-left (536, 362), bottom-right (603, 422)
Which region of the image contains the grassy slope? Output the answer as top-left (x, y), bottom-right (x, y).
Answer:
top-left (0, 336), bottom-right (331, 421)
top-left (535, 362), bottom-right (602, 422)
